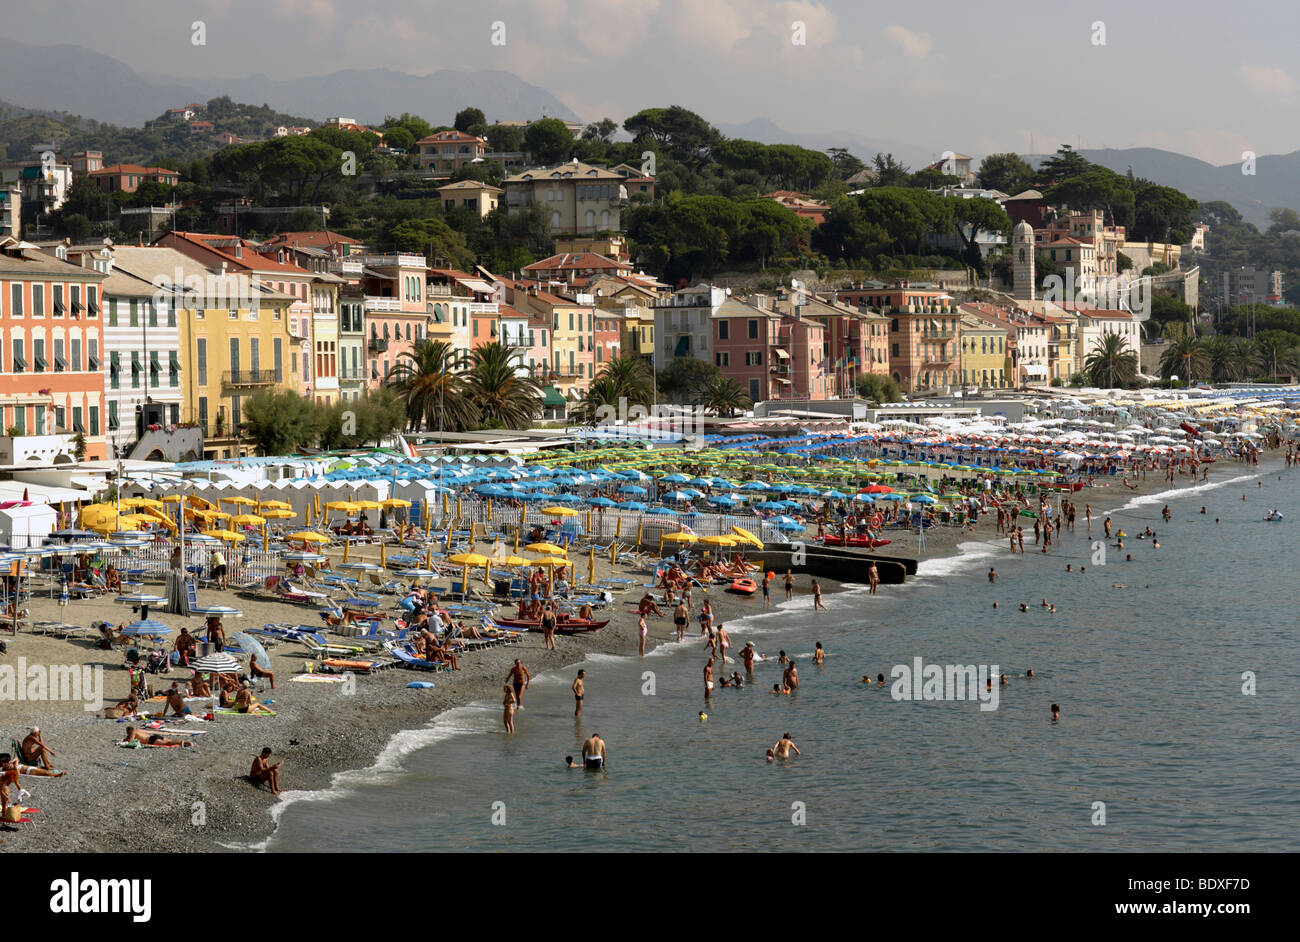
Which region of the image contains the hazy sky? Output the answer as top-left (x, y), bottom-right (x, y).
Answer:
top-left (11, 0), bottom-right (1298, 165)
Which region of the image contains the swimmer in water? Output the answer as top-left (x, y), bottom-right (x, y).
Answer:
top-left (1000, 673), bottom-right (1009, 686)
top-left (1051, 703), bottom-right (1060, 721)
top-left (1152, 539), bottom-right (1159, 548)
top-left (1126, 554), bottom-right (1132, 561)
top-left (1018, 603), bottom-right (1028, 612)
top-left (766, 748), bottom-right (776, 763)
top-left (988, 567), bottom-right (998, 583)
top-left (1048, 605), bottom-right (1056, 613)
top-left (1066, 564), bottom-right (1072, 572)
top-left (813, 642), bottom-right (826, 665)
top-left (877, 673), bottom-right (886, 686)
top-left (1201, 507), bottom-right (1207, 514)
top-left (772, 733), bottom-right (801, 759)
top-left (1026, 669), bottom-right (1035, 678)
top-left (993, 602), bottom-right (999, 609)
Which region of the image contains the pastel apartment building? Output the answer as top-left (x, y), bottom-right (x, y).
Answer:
top-left (415, 131), bottom-right (487, 174)
top-left (503, 160), bottom-right (626, 234)
top-left (0, 240), bottom-right (108, 458)
top-left (88, 163), bottom-right (181, 194)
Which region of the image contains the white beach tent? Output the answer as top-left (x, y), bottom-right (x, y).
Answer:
top-left (0, 503), bottom-right (59, 548)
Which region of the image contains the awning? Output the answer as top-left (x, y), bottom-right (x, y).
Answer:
top-left (774, 377), bottom-right (792, 385)
top-left (461, 279), bottom-right (495, 294)
top-left (674, 336), bottom-right (689, 356)
top-left (774, 348), bottom-right (790, 359)
top-left (542, 386), bottom-right (565, 408)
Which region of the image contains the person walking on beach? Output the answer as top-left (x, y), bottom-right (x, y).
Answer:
top-left (540, 603), bottom-right (557, 651)
top-left (506, 659), bottom-right (530, 709)
top-left (811, 579), bottom-right (826, 612)
top-left (502, 684), bottom-right (516, 733)
top-left (1009, 530), bottom-right (1017, 554)
top-left (716, 624), bottom-right (731, 665)
top-left (784, 569), bottom-right (795, 601)
top-left (673, 599), bottom-right (688, 642)
top-left (704, 656), bottom-right (715, 699)
top-left (637, 612), bottom-right (648, 656)
top-left (1017, 527), bottom-right (1025, 553)
top-left (699, 599), bottom-right (714, 638)
top-left (868, 561), bottom-right (879, 595)
top-left (572, 670), bottom-right (585, 717)
top-left (762, 569), bottom-right (774, 607)
top-left (1085, 504), bottom-right (1092, 531)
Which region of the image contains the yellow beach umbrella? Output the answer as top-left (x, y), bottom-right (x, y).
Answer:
top-left (222, 496), bottom-right (257, 506)
top-left (325, 500), bottom-right (361, 512)
top-left (203, 529), bottom-right (246, 542)
top-left (525, 542), bottom-right (567, 555)
top-left (526, 556), bottom-right (568, 567)
top-left (230, 513), bottom-right (266, 527)
top-left (381, 498), bottom-right (411, 509)
top-left (287, 531), bottom-right (330, 544)
top-left (448, 552), bottom-right (491, 567)
top-left (120, 497), bottom-right (164, 510)
top-left (540, 506), bottom-right (580, 517)
top-left (355, 499), bottom-right (384, 510)
top-left (730, 525), bottom-right (764, 548)
top-left (698, 534), bottom-right (738, 547)
top-left (500, 555), bottom-right (531, 567)
top-left (661, 532), bottom-right (698, 544)
top-left (257, 499), bottom-right (292, 511)
top-left (261, 508), bottom-right (296, 519)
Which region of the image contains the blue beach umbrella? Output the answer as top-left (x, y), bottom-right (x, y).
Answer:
top-left (646, 507), bottom-right (679, 516)
top-left (618, 501), bottom-right (648, 511)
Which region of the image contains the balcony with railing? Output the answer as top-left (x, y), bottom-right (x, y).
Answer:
top-left (222, 369), bottom-right (279, 388)
top-left (367, 337), bottom-right (389, 353)
top-left (467, 301), bottom-right (499, 314)
top-left (364, 296), bottom-right (403, 312)
top-left (328, 259), bottom-right (365, 276)
top-left (357, 253), bottom-right (427, 269)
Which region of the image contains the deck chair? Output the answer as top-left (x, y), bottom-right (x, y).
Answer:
top-left (300, 632), bottom-right (367, 657)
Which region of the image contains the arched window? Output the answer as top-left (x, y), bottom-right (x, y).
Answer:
top-left (584, 210), bottom-right (595, 229)
top-left (551, 211), bottom-right (561, 227)
top-left (600, 209), bottom-right (610, 229)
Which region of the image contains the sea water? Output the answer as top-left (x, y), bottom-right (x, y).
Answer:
top-left (264, 466), bottom-right (1300, 852)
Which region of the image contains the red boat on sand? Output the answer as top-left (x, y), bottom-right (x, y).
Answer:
top-left (491, 616), bottom-right (608, 634)
top-left (819, 535), bottom-right (892, 548)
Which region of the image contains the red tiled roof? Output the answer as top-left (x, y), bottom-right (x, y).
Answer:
top-left (523, 252), bottom-right (627, 272)
top-left (90, 163), bottom-right (179, 177)
top-left (415, 131), bottom-right (487, 145)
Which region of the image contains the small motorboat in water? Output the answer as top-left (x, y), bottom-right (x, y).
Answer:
top-left (1264, 510), bottom-right (1284, 522)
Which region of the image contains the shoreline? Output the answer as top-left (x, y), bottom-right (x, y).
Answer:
top-left (1, 457), bottom-right (1273, 853)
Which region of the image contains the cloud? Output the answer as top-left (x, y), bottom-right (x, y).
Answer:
top-left (883, 24), bottom-right (932, 59)
top-left (1240, 64), bottom-right (1293, 94)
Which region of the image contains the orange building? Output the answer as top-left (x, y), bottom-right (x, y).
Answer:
top-left (0, 242), bottom-right (108, 457)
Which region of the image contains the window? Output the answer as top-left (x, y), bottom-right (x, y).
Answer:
top-left (746, 351), bottom-right (762, 366)
top-left (10, 339), bottom-right (22, 372)
top-left (110, 351), bottom-right (120, 388)
top-left (10, 284), bottom-right (22, 317)
top-left (197, 397), bottom-right (207, 429)
top-left (88, 338), bottom-right (98, 369)
top-left (108, 298), bottom-right (118, 326)
top-left (273, 337), bottom-right (282, 382)
top-left (149, 300), bottom-right (158, 327)
top-left (53, 285), bottom-right (65, 316)
top-left (715, 352), bottom-right (729, 367)
top-left (108, 400), bottom-right (118, 431)
top-left (150, 351), bottom-right (161, 385)
top-left (87, 286), bottom-right (98, 317)
top-left (54, 406), bottom-right (64, 431)
top-left (52, 338), bottom-right (65, 371)
top-left (32, 285), bottom-right (44, 317)
top-left (718, 320), bottom-right (729, 340)
top-left (13, 406), bottom-right (24, 435)
top-left (747, 319), bottom-right (758, 340)
top-left (250, 337), bottom-right (260, 376)
top-left (34, 338), bottom-right (46, 372)
top-left (89, 405), bottom-right (99, 436)
top-left (71, 338), bottom-right (81, 371)
top-left (131, 351), bottom-right (141, 387)
top-left (197, 338), bottom-right (208, 385)
top-left (891, 343), bottom-right (900, 358)
top-left (129, 299), bottom-right (140, 327)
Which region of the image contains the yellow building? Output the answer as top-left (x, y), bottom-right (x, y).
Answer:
top-left (958, 314), bottom-right (1009, 389)
top-left (111, 247), bottom-right (300, 459)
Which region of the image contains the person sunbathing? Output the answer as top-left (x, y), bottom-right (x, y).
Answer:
top-left (190, 676), bottom-right (212, 698)
top-left (20, 728), bottom-right (58, 770)
top-left (161, 683), bottom-right (192, 718)
top-left (250, 747), bottom-right (281, 794)
top-left (638, 594), bottom-right (665, 617)
top-left (248, 658), bottom-right (276, 689)
top-left (115, 691), bottom-right (141, 715)
top-left (2, 752), bottom-right (65, 783)
top-left (234, 684), bottom-right (274, 714)
top-left (577, 602), bottom-right (594, 622)
top-left (431, 641), bottom-right (459, 671)
top-left (121, 727), bottom-right (193, 748)
top-left (104, 565), bottom-right (122, 591)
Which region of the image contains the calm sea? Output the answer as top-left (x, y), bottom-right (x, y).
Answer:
top-left (259, 464), bottom-right (1300, 852)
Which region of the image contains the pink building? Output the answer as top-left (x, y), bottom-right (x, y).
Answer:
top-left (710, 296), bottom-right (829, 403)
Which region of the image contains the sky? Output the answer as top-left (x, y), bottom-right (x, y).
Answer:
top-left (8, 0), bottom-right (1298, 165)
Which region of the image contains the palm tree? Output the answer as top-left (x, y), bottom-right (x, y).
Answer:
top-left (597, 355), bottom-right (654, 408)
top-left (387, 339), bottom-right (478, 433)
top-left (1083, 331), bottom-right (1138, 388)
top-left (576, 374), bottom-right (624, 425)
top-left (1199, 336), bottom-right (1237, 383)
top-left (465, 341), bottom-right (543, 429)
top-left (701, 376), bottom-right (753, 417)
top-left (1158, 330), bottom-right (1205, 386)
top-left (1256, 337), bottom-right (1300, 382)
top-left (1232, 339), bottom-right (1263, 382)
